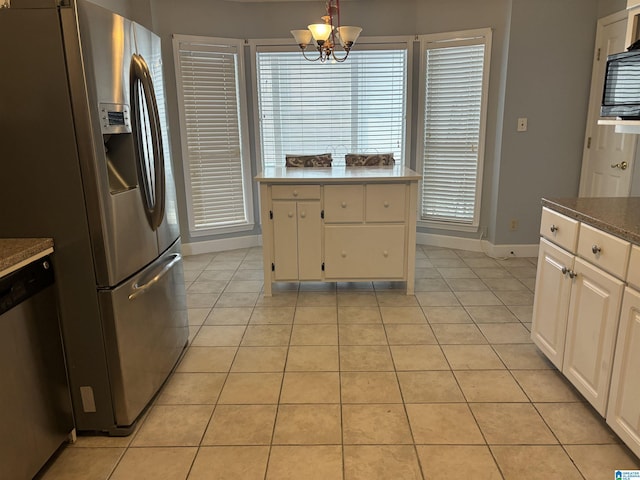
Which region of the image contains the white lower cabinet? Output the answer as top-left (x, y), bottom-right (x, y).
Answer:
top-left (271, 200), bottom-right (322, 281)
top-left (532, 209), bottom-right (627, 417)
top-left (532, 240), bottom-right (624, 415)
top-left (532, 205), bottom-right (640, 453)
top-left (531, 238), bottom-right (574, 369)
top-left (563, 257), bottom-right (624, 415)
top-left (606, 286), bottom-right (640, 457)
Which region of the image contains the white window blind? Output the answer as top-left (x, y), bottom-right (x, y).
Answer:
top-left (256, 46), bottom-right (407, 167)
top-left (173, 36), bottom-right (252, 235)
top-left (419, 31), bottom-right (491, 228)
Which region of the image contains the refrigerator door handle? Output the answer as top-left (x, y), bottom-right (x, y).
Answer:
top-left (130, 53), bottom-right (166, 231)
top-left (128, 253), bottom-right (181, 300)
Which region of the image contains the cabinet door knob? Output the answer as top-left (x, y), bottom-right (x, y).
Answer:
top-left (550, 225), bottom-right (558, 233)
top-left (383, 201), bottom-right (390, 208)
top-left (383, 250), bottom-right (389, 257)
top-left (561, 266), bottom-right (568, 275)
top-left (293, 190), bottom-right (299, 197)
top-left (288, 211), bottom-right (294, 218)
top-left (568, 270), bottom-right (578, 279)
top-left (300, 211), bottom-right (306, 218)
top-left (341, 251), bottom-right (347, 258)
top-left (591, 244), bottom-right (601, 255)
top-left (341, 201), bottom-right (347, 208)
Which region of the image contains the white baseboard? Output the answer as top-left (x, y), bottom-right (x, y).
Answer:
top-left (416, 232), bottom-right (484, 252)
top-left (416, 232), bottom-right (539, 258)
top-left (483, 242), bottom-right (539, 258)
top-left (182, 234), bottom-right (261, 256)
top-left (182, 232), bottom-right (539, 259)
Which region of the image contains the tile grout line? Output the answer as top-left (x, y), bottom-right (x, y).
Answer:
top-left (186, 250), bottom-right (248, 477)
top-left (190, 250), bottom-right (247, 477)
top-left (378, 291), bottom-right (428, 480)
top-left (336, 292), bottom-right (346, 480)
top-left (429, 250), bottom-right (505, 479)
top-left (261, 285), bottom-right (299, 480)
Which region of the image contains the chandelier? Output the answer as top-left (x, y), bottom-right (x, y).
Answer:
top-left (290, 0), bottom-right (362, 63)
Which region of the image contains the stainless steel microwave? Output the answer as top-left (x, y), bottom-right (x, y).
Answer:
top-left (601, 49), bottom-right (640, 119)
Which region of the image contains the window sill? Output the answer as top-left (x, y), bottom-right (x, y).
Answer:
top-left (417, 219), bottom-right (479, 233)
top-left (189, 222), bottom-right (255, 238)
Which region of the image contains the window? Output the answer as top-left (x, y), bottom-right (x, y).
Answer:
top-left (173, 35), bottom-right (253, 235)
top-left (254, 41), bottom-right (409, 167)
top-left (418, 29), bottom-right (492, 229)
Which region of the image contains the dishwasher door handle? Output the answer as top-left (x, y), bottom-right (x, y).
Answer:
top-left (128, 253), bottom-right (181, 301)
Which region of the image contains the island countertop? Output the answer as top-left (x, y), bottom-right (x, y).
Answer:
top-left (0, 238), bottom-right (54, 278)
top-left (255, 166), bottom-right (421, 183)
top-left (542, 197), bottom-right (640, 245)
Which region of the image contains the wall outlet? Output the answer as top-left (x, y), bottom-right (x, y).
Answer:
top-left (517, 117), bottom-right (528, 132)
top-left (510, 219), bottom-right (519, 231)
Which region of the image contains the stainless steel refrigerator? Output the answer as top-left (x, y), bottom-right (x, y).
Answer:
top-left (0, 0), bottom-right (188, 434)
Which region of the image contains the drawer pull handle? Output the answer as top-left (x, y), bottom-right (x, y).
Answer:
top-left (288, 211), bottom-right (294, 218)
top-left (341, 201), bottom-right (347, 208)
top-left (591, 245), bottom-right (601, 255)
top-left (341, 251), bottom-right (347, 258)
top-left (383, 201), bottom-right (390, 208)
top-left (293, 190), bottom-right (299, 197)
top-left (383, 250), bottom-right (389, 257)
top-left (550, 225), bottom-right (558, 233)
top-left (300, 211), bottom-right (306, 218)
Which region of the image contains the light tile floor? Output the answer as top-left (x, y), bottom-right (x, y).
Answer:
top-left (37, 245), bottom-right (640, 480)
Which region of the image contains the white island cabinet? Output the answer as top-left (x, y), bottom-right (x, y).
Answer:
top-left (256, 166), bottom-right (420, 296)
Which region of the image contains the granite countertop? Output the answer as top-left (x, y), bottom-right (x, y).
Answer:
top-left (0, 238), bottom-right (54, 278)
top-left (542, 197), bottom-right (640, 245)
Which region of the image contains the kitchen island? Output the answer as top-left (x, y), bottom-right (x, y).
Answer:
top-left (256, 166), bottom-right (420, 296)
top-left (533, 197), bottom-right (640, 458)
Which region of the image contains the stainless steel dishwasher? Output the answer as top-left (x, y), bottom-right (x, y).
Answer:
top-left (0, 256), bottom-right (74, 479)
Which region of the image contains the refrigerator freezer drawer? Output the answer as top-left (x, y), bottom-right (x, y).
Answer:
top-left (98, 240), bottom-right (188, 429)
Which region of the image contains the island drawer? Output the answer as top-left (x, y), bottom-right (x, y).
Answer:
top-left (324, 225), bottom-right (405, 279)
top-left (324, 185), bottom-right (364, 223)
top-left (365, 184), bottom-right (406, 222)
top-left (271, 185), bottom-right (320, 200)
